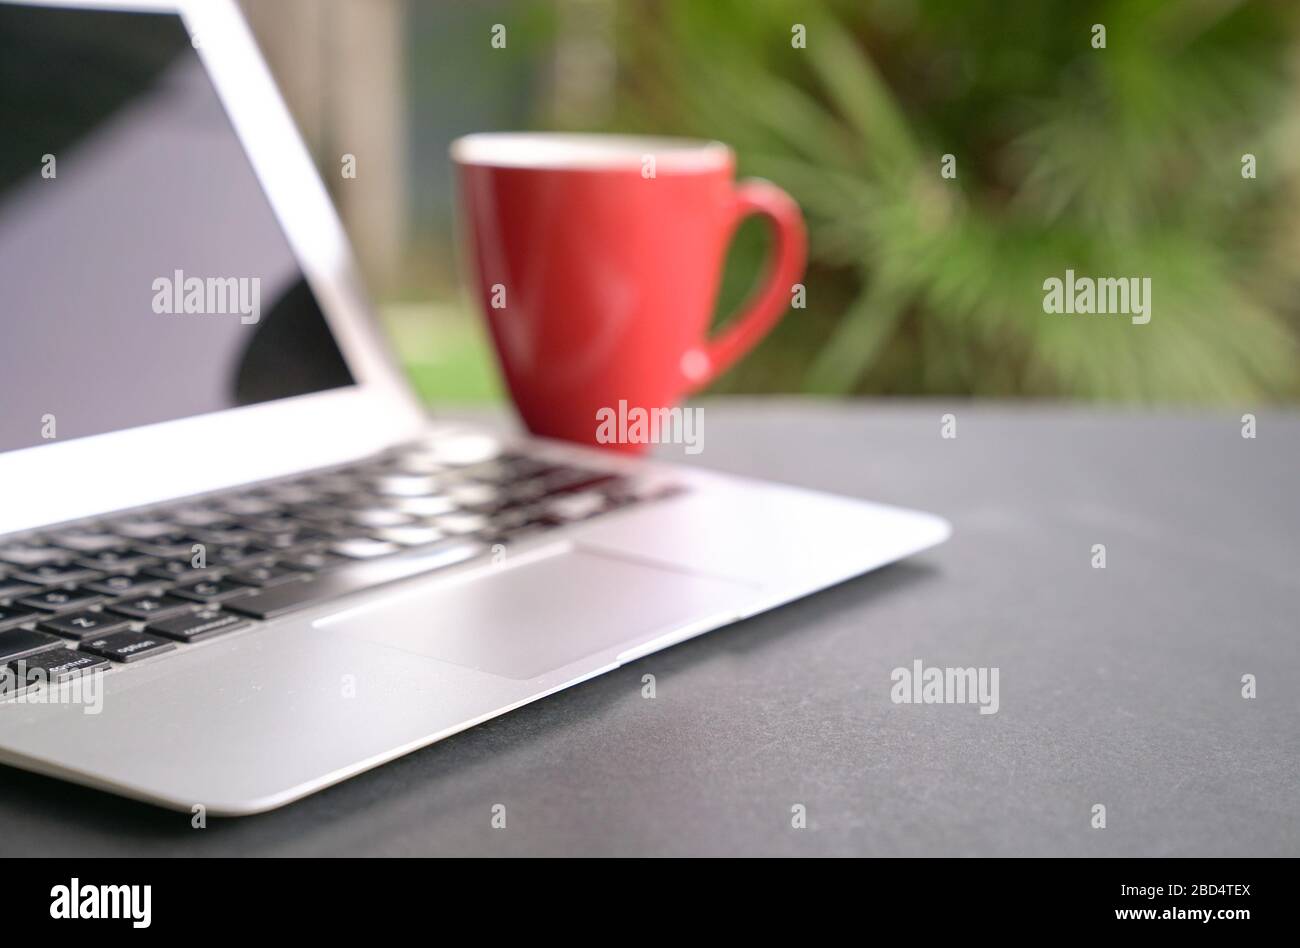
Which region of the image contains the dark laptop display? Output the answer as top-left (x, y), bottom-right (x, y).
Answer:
top-left (0, 5), bottom-right (354, 455)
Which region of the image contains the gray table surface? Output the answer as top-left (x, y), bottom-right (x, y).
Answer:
top-left (3, 400), bottom-right (1297, 856)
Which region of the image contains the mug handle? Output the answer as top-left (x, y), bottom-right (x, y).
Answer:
top-left (684, 179), bottom-right (807, 391)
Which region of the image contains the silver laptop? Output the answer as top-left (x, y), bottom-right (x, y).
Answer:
top-left (0, 0), bottom-right (950, 814)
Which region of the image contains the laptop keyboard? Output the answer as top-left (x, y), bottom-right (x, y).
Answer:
top-left (0, 435), bottom-right (682, 695)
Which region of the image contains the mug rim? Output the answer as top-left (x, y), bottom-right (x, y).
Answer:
top-left (450, 132), bottom-right (733, 173)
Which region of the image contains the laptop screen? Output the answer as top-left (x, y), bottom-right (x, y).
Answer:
top-left (0, 4), bottom-right (356, 455)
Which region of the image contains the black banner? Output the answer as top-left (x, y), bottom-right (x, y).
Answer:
top-left (5, 857), bottom-right (1285, 934)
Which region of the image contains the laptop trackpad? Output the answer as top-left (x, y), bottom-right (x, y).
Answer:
top-left (314, 548), bottom-right (751, 680)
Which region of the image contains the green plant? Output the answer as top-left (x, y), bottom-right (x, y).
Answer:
top-left (607, 0), bottom-right (1300, 401)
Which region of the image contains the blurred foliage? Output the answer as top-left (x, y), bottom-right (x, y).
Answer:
top-left (383, 302), bottom-right (503, 404)
top-left (591, 0), bottom-right (1300, 401)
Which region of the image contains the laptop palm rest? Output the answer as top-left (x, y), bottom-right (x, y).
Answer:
top-left (314, 549), bottom-right (752, 680)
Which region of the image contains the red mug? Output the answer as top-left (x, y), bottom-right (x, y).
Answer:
top-left (452, 133), bottom-right (806, 453)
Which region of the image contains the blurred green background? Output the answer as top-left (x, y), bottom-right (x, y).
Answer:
top-left (242, 0), bottom-right (1300, 405)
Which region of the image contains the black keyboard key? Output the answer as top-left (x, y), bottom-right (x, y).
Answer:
top-left (219, 496), bottom-right (281, 516)
top-left (330, 538), bottom-right (400, 559)
top-left (140, 560), bottom-right (220, 586)
top-left (0, 627), bottom-right (64, 661)
top-left (289, 504), bottom-right (352, 525)
top-left (257, 484), bottom-right (323, 506)
top-left (370, 474), bottom-right (441, 497)
top-left (74, 550), bottom-right (158, 573)
top-left (387, 495), bottom-right (457, 517)
top-left (8, 648), bottom-right (110, 685)
top-left (12, 562), bottom-right (104, 586)
top-left (348, 508), bottom-right (413, 528)
top-left (227, 564), bottom-right (308, 588)
top-left (168, 506), bottom-right (233, 528)
top-left (206, 543), bottom-right (273, 567)
top-left (0, 605), bottom-right (39, 632)
top-left (82, 572), bottom-right (168, 597)
top-left (500, 455), bottom-right (555, 479)
top-left (48, 531), bottom-right (127, 554)
top-left (170, 579), bottom-right (256, 604)
top-left (372, 525), bottom-right (445, 547)
top-left (258, 520), bottom-right (331, 542)
top-left (387, 450), bottom-right (445, 475)
top-left (192, 527), bottom-right (261, 546)
top-left (438, 433), bottom-right (507, 467)
top-left (445, 460), bottom-right (514, 485)
top-left (106, 594), bottom-right (197, 621)
top-left (226, 540), bottom-right (483, 620)
top-left (304, 472), bottom-right (362, 494)
top-left (487, 506), bottom-right (554, 533)
top-left (503, 479), bottom-right (550, 504)
top-left (238, 514), bottom-right (301, 534)
top-left (432, 512), bottom-right (489, 535)
top-left (256, 530), bottom-right (311, 550)
top-left (281, 551), bottom-right (347, 572)
top-left (317, 521), bottom-right (371, 540)
top-left (130, 535), bottom-right (203, 558)
top-left (38, 609), bottom-right (131, 641)
top-left (0, 575), bottom-right (43, 600)
top-left (444, 483), bottom-right (501, 508)
top-left (0, 544), bottom-right (68, 569)
top-left (80, 630), bottom-right (177, 663)
top-left (109, 518), bottom-right (182, 540)
top-left (17, 588), bottom-right (104, 613)
top-left (147, 608), bottom-right (250, 643)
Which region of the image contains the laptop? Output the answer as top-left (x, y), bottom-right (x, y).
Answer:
top-left (0, 0), bottom-right (951, 814)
